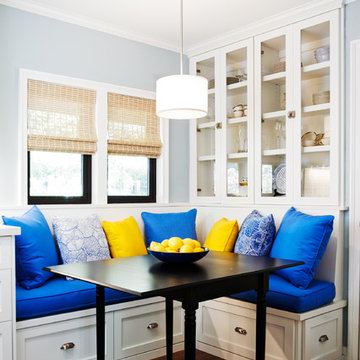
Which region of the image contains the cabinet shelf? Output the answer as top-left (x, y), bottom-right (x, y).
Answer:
top-left (262, 110), bottom-right (286, 120)
top-left (228, 117), bottom-right (247, 125)
top-left (302, 61), bottom-right (330, 80)
top-left (197, 121), bottom-right (216, 130)
top-left (263, 148), bottom-right (286, 156)
top-left (198, 155), bottom-right (216, 162)
top-left (303, 103), bottom-right (330, 113)
top-left (208, 88), bottom-right (215, 95)
top-left (262, 72), bottom-right (286, 85)
top-left (302, 145), bottom-right (330, 153)
top-left (227, 81), bottom-right (247, 91)
top-left (227, 152), bottom-right (248, 159)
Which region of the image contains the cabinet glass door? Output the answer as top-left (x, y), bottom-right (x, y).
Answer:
top-left (195, 56), bottom-right (217, 197)
top-left (292, 13), bottom-right (340, 205)
top-left (224, 40), bottom-right (253, 201)
top-left (255, 30), bottom-right (290, 201)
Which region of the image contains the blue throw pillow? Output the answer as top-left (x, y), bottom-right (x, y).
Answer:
top-left (141, 209), bottom-right (197, 246)
top-left (53, 214), bottom-right (110, 265)
top-left (270, 207), bottom-right (334, 289)
top-left (234, 210), bottom-right (275, 256)
top-left (2, 205), bottom-right (59, 289)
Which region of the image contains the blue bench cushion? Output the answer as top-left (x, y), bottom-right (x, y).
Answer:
top-left (230, 274), bottom-right (335, 313)
top-left (16, 277), bottom-right (138, 321)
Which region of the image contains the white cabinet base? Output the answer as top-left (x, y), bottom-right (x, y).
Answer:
top-left (197, 298), bottom-right (346, 360)
top-left (16, 297), bottom-right (184, 360)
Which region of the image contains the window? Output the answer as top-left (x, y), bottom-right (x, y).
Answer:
top-left (28, 151), bottom-right (91, 204)
top-left (27, 79), bottom-right (97, 204)
top-left (107, 93), bottom-right (161, 203)
top-left (107, 155), bottom-right (156, 203)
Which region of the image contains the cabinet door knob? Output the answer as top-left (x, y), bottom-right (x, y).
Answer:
top-left (60, 342), bottom-right (75, 350)
top-left (234, 326), bottom-right (247, 335)
top-left (216, 122), bottom-right (222, 129)
top-left (319, 334), bottom-right (329, 343)
top-left (287, 110), bottom-right (296, 119)
top-left (147, 322), bottom-right (159, 329)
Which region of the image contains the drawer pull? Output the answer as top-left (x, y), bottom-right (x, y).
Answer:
top-left (319, 335), bottom-right (329, 343)
top-left (60, 342), bottom-right (75, 350)
top-left (234, 327), bottom-right (247, 335)
top-left (147, 322), bottom-right (159, 329)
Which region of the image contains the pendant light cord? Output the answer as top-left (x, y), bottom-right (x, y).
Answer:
top-left (180, 0), bottom-right (184, 75)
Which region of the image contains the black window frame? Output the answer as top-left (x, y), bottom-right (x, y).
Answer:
top-left (107, 157), bottom-right (156, 204)
top-left (27, 151), bottom-right (92, 205)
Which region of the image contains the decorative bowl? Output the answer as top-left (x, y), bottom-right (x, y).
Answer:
top-left (148, 247), bottom-right (209, 264)
top-left (314, 46), bottom-right (330, 63)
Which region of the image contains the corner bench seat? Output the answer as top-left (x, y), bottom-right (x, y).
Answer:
top-left (16, 277), bottom-right (138, 321)
top-left (230, 273), bottom-right (335, 313)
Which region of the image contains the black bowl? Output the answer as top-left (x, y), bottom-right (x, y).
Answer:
top-left (147, 247), bottom-right (209, 263)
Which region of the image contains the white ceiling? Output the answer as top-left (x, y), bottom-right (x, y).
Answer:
top-left (2, 0), bottom-right (319, 52)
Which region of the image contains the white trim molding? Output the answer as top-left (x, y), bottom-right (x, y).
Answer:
top-left (187, 0), bottom-right (343, 57)
top-left (18, 68), bottom-right (169, 206)
top-left (348, 38), bottom-right (360, 360)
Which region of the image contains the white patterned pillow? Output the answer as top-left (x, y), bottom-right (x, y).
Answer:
top-left (53, 214), bottom-right (110, 265)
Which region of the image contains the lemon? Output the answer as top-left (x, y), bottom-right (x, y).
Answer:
top-left (192, 240), bottom-right (201, 248)
top-left (183, 238), bottom-right (196, 248)
top-left (193, 247), bottom-right (204, 253)
top-left (161, 239), bottom-right (169, 247)
top-left (168, 237), bottom-right (183, 251)
top-left (150, 241), bottom-right (165, 252)
top-left (179, 244), bottom-right (194, 253)
top-left (165, 247), bottom-right (178, 253)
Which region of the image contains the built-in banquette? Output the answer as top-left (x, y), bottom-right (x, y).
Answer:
top-left (0, 204), bottom-right (346, 360)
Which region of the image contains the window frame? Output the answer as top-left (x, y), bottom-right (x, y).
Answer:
top-left (27, 151), bottom-right (92, 205)
top-left (107, 158), bottom-right (156, 204)
top-left (19, 69), bottom-right (169, 206)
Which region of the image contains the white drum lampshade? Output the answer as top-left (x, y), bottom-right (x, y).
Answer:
top-left (156, 74), bottom-right (208, 119)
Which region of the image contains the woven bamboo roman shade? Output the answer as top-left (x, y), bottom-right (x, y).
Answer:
top-left (107, 93), bottom-right (162, 158)
top-left (27, 79), bottom-right (97, 154)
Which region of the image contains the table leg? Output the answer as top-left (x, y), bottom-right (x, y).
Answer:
top-left (166, 298), bottom-right (173, 360)
top-left (256, 273), bottom-right (268, 360)
top-left (96, 285), bottom-right (105, 360)
top-left (182, 302), bottom-right (198, 360)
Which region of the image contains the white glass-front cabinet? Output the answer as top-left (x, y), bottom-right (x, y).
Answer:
top-left (189, 50), bottom-right (220, 202)
top-left (190, 9), bottom-right (340, 206)
top-left (190, 40), bottom-right (254, 203)
top-left (254, 11), bottom-right (339, 205)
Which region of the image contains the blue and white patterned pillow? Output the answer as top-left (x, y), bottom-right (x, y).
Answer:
top-left (234, 210), bottom-right (275, 256)
top-left (53, 214), bottom-right (110, 265)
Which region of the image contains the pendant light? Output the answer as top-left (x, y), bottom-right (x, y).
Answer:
top-left (156, 0), bottom-right (208, 119)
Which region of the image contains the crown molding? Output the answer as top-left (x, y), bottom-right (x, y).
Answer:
top-left (0, 0), bottom-right (345, 57)
top-left (0, 0), bottom-right (180, 53)
top-left (187, 0), bottom-right (344, 57)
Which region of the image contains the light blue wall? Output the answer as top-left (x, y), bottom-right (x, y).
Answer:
top-left (0, 4), bottom-right (189, 205)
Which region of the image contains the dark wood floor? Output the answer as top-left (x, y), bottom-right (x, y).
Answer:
top-left (153, 349), bottom-right (223, 360)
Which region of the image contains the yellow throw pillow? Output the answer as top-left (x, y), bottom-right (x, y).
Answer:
top-left (204, 218), bottom-right (239, 252)
top-left (102, 216), bottom-right (147, 258)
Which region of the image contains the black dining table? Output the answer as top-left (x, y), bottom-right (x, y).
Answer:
top-left (45, 251), bottom-right (302, 360)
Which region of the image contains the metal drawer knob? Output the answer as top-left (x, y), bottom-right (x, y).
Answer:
top-left (60, 342), bottom-right (75, 350)
top-left (147, 322), bottom-right (159, 329)
top-left (234, 327), bottom-right (247, 335)
top-left (319, 334), bottom-right (329, 343)
top-left (287, 110), bottom-right (296, 119)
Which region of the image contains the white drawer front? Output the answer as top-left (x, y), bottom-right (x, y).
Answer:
top-left (0, 270), bottom-right (12, 322)
top-left (198, 300), bottom-right (295, 360)
top-left (17, 313), bottom-right (113, 360)
top-left (0, 321), bottom-right (13, 360)
top-left (0, 237), bottom-right (12, 270)
top-left (114, 300), bottom-right (183, 359)
top-left (303, 309), bottom-right (342, 360)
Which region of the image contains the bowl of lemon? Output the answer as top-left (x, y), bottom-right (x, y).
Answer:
top-left (148, 237), bottom-right (209, 263)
